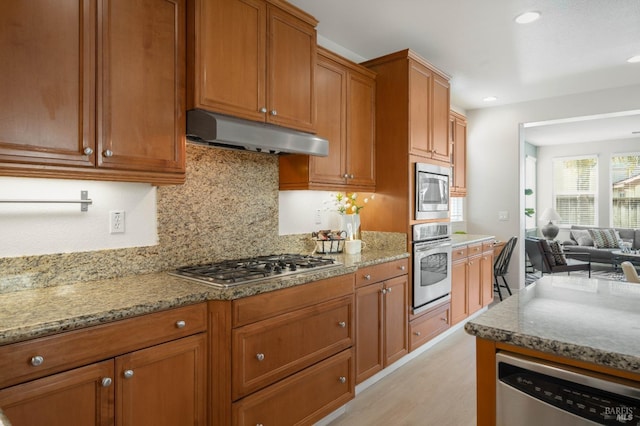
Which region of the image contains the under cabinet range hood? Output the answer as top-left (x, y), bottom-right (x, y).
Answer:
top-left (186, 109), bottom-right (328, 156)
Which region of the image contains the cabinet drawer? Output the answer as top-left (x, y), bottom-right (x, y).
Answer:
top-left (467, 243), bottom-right (482, 256)
top-left (0, 303), bottom-right (206, 389)
top-left (232, 274), bottom-right (354, 327)
top-left (232, 295), bottom-right (353, 400)
top-left (355, 258), bottom-right (409, 288)
top-left (452, 245), bottom-right (468, 261)
top-left (482, 240), bottom-right (495, 252)
top-left (232, 348), bottom-right (354, 426)
top-left (409, 302), bottom-right (450, 351)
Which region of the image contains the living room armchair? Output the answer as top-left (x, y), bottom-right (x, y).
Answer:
top-left (525, 237), bottom-right (592, 278)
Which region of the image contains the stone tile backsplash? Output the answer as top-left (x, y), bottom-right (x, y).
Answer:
top-left (0, 144), bottom-right (405, 292)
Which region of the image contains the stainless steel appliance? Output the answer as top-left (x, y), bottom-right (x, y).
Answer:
top-left (412, 222), bottom-right (452, 314)
top-left (415, 162), bottom-right (450, 220)
top-left (497, 352), bottom-right (640, 425)
top-left (170, 254), bottom-right (340, 288)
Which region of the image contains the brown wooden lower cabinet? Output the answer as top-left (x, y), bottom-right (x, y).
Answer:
top-left (355, 260), bottom-right (409, 384)
top-left (232, 348), bottom-right (354, 425)
top-left (0, 303), bottom-right (208, 425)
top-left (0, 360), bottom-right (114, 426)
top-left (409, 302), bottom-right (450, 351)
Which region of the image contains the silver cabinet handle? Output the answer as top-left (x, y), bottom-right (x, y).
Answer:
top-left (103, 149), bottom-right (113, 157)
top-left (381, 288), bottom-right (387, 294)
top-left (123, 369), bottom-right (134, 379)
top-left (30, 355), bottom-right (44, 366)
top-left (414, 331), bottom-right (421, 336)
top-left (270, 110), bottom-right (277, 116)
top-left (349, 174), bottom-right (354, 179)
top-left (399, 265), bottom-right (406, 271)
top-left (83, 147), bottom-right (93, 155)
top-left (339, 376), bottom-right (347, 384)
top-left (386, 287), bottom-right (392, 294)
top-left (175, 320), bottom-right (186, 329)
top-left (256, 353), bottom-right (265, 362)
top-left (440, 317), bottom-right (447, 322)
top-left (338, 321), bottom-right (346, 328)
top-left (364, 274), bottom-right (371, 280)
top-left (101, 377), bottom-right (112, 387)
top-left (343, 173), bottom-right (349, 179)
top-left (259, 107), bottom-right (267, 113)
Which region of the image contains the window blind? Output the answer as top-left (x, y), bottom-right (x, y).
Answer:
top-left (611, 154), bottom-right (640, 228)
top-left (552, 155), bottom-right (598, 226)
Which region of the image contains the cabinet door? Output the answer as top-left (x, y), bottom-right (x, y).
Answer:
top-left (430, 73), bottom-right (451, 163)
top-left (0, 0), bottom-right (96, 168)
top-left (408, 60), bottom-right (432, 158)
top-left (267, 5), bottom-right (316, 132)
top-left (98, 0), bottom-right (185, 173)
top-left (191, 0), bottom-right (266, 123)
top-left (451, 114), bottom-right (467, 194)
top-left (309, 54), bottom-right (347, 185)
top-left (116, 334), bottom-right (207, 426)
top-left (346, 70), bottom-right (376, 188)
top-left (450, 258), bottom-right (469, 325)
top-left (383, 275), bottom-right (408, 366)
top-left (0, 360), bottom-right (114, 425)
top-left (481, 250), bottom-right (495, 306)
top-left (355, 282), bottom-right (384, 383)
top-left (467, 255), bottom-right (483, 315)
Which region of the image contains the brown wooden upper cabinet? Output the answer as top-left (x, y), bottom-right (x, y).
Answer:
top-left (363, 50), bottom-right (451, 165)
top-left (188, 0), bottom-right (317, 134)
top-left (279, 47), bottom-right (376, 191)
top-left (450, 111), bottom-right (467, 196)
top-left (0, 0), bottom-right (186, 185)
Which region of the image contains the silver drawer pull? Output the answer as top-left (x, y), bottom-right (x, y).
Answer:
top-left (256, 353), bottom-right (265, 362)
top-left (123, 369), bottom-right (134, 379)
top-left (30, 355), bottom-right (44, 366)
top-left (338, 321), bottom-right (346, 328)
top-left (399, 265), bottom-right (406, 271)
top-left (103, 149), bottom-right (113, 157)
top-left (414, 331), bottom-right (421, 336)
top-left (364, 274), bottom-right (371, 280)
top-left (83, 147), bottom-right (93, 155)
top-left (339, 376), bottom-right (347, 384)
top-left (386, 287), bottom-right (392, 294)
top-left (175, 320), bottom-right (186, 329)
top-left (380, 288), bottom-right (387, 294)
top-left (440, 317), bottom-right (447, 322)
top-left (101, 377), bottom-right (112, 387)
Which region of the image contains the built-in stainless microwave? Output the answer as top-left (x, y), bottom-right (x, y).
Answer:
top-left (415, 162), bottom-right (450, 220)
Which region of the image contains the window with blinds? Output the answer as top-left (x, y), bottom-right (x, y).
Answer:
top-left (611, 154), bottom-right (640, 228)
top-left (552, 155), bottom-right (598, 226)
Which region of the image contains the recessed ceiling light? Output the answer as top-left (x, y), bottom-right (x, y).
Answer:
top-left (515, 11), bottom-right (541, 24)
top-left (483, 96), bottom-right (498, 102)
top-left (627, 55), bottom-right (640, 63)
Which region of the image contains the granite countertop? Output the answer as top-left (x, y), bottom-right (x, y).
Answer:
top-left (0, 249), bottom-right (408, 346)
top-left (465, 275), bottom-right (640, 373)
top-left (450, 233), bottom-right (495, 246)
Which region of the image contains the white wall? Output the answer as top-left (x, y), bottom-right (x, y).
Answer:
top-left (467, 83), bottom-right (640, 289)
top-left (536, 137), bottom-right (640, 242)
top-left (0, 177), bottom-right (157, 257)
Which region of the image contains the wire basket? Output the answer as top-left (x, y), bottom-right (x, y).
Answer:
top-left (314, 238), bottom-right (345, 254)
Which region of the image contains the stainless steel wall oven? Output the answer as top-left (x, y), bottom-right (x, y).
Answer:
top-left (412, 222), bottom-right (452, 314)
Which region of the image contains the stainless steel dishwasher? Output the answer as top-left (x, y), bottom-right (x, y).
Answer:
top-left (496, 352), bottom-right (640, 425)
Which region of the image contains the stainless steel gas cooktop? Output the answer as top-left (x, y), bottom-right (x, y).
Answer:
top-left (169, 254), bottom-right (341, 288)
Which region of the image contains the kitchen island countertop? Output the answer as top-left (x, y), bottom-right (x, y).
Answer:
top-left (0, 249), bottom-right (408, 346)
top-left (465, 275), bottom-right (640, 374)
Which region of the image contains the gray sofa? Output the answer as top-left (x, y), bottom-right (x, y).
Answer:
top-left (562, 225), bottom-right (640, 264)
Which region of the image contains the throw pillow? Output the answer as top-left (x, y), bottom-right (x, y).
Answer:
top-left (548, 240), bottom-right (567, 265)
top-left (570, 229), bottom-right (594, 246)
top-left (588, 229), bottom-right (620, 249)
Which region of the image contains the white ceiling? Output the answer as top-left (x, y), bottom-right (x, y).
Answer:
top-left (289, 0), bottom-right (640, 112)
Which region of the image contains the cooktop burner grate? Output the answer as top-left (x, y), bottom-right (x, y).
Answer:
top-left (169, 254), bottom-right (341, 288)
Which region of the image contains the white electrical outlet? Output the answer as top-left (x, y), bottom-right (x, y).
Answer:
top-left (314, 209), bottom-right (322, 225)
top-left (110, 210), bottom-right (125, 234)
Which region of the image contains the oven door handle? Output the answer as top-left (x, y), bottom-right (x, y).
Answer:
top-left (414, 241), bottom-right (452, 253)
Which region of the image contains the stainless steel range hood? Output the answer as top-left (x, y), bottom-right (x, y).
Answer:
top-left (186, 109), bottom-right (328, 156)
